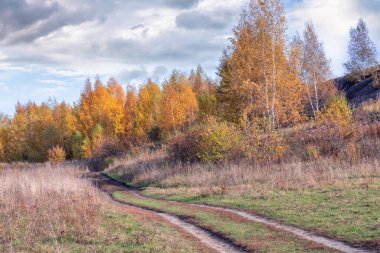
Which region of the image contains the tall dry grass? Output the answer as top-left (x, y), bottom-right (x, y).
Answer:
top-left (360, 99), bottom-right (380, 112)
top-left (109, 150), bottom-right (380, 195)
top-left (0, 163), bottom-right (104, 251)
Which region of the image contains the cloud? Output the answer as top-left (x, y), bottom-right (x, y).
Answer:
top-left (119, 67), bottom-right (148, 83)
top-left (1, 0), bottom-right (379, 115)
top-left (152, 66), bottom-right (168, 79)
top-left (176, 9), bottom-right (235, 30)
top-left (0, 0), bottom-right (59, 38)
top-left (0, 0), bottom-right (116, 45)
top-left (162, 0), bottom-right (200, 9)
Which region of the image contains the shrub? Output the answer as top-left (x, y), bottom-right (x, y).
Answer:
top-left (197, 119), bottom-right (242, 162)
top-left (48, 146), bottom-right (66, 162)
top-left (148, 126), bottom-right (162, 143)
top-left (317, 95), bottom-right (353, 137)
top-left (169, 117), bottom-right (242, 163)
top-left (239, 115), bottom-right (288, 162)
top-left (306, 145), bottom-right (320, 160)
top-left (316, 95), bottom-right (353, 155)
top-left (88, 138), bottom-right (124, 172)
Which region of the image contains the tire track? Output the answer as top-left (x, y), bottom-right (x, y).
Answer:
top-left (96, 175), bottom-right (246, 253)
top-left (102, 174), bottom-right (376, 253)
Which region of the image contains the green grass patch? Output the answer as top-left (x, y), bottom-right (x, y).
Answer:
top-left (113, 191), bottom-right (336, 252)
top-left (143, 183), bottom-right (380, 248)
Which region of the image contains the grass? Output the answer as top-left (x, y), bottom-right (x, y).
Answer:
top-left (112, 190), bottom-right (336, 252)
top-left (105, 151), bottom-right (380, 249)
top-left (0, 163), bottom-right (209, 252)
top-left (360, 99), bottom-right (380, 112)
top-left (143, 183), bottom-right (380, 248)
top-left (29, 209), bottom-right (203, 253)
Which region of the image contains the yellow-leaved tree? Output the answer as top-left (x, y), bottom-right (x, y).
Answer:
top-left (135, 80), bottom-right (162, 139)
top-left (160, 71), bottom-right (199, 133)
top-left (124, 87), bottom-right (138, 142)
top-left (217, 0), bottom-right (305, 129)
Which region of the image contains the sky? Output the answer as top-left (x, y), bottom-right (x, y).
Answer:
top-left (0, 0), bottom-right (379, 115)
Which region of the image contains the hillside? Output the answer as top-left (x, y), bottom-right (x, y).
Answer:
top-left (336, 68), bottom-right (380, 105)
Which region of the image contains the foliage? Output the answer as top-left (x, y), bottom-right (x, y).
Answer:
top-left (0, 1), bottom-right (374, 164)
top-left (197, 118), bottom-right (242, 163)
top-left (315, 96), bottom-right (353, 156)
top-left (135, 80), bottom-right (162, 139)
top-left (48, 146), bottom-right (66, 162)
top-left (317, 95), bottom-right (353, 137)
top-left (160, 71), bottom-right (199, 133)
top-left (71, 131), bottom-right (84, 159)
top-left (217, 0), bottom-right (306, 128)
top-left (169, 117), bottom-right (242, 163)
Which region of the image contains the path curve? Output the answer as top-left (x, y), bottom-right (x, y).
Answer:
top-left (97, 175), bottom-right (246, 253)
top-left (103, 174), bottom-right (376, 253)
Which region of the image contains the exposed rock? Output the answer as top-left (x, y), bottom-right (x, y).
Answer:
top-left (335, 69), bottom-right (380, 105)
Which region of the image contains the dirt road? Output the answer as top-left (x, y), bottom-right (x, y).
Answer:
top-left (95, 174), bottom-right (376, 253)
top-left (96, 174), bottom-right (246, 253)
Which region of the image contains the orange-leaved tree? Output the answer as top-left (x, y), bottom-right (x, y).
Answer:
top-left (160, 71), bottom-right (199, 133)
top-left (135, 79), bottom-right (162, 139)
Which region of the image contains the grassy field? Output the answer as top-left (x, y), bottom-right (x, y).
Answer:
top-left (143, 183), bottom-right (380, 248)
top-left (106, 151), bottom-right (380, 249)
top-left (112, 190), bottom-right (336, 252)
top-left (0, 164), bottom-right (209, 253)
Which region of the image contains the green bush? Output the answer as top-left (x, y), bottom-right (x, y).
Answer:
top-left (169, 118), bottom-right (242, 163)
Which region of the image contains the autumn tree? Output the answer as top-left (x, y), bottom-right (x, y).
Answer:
top-left (124, 87), bottom-right (138, 141)
top-left (53, 101), bottom-right (77, 152)
top-left (7, 103), bottom-right (29, 161)
top-left (301, 22), bottom-right (334, 118)
top-left (135, 80), bottom-right (162, 139)
top-left (75, 79), bottom-right (94, 137)
top-left (160, 71), bottom-right (199, 133)
top-left (71, 131), bottom-right (84, 159)
top-left (189, 65), bottom-right (217, 120)
top-left (76, 78), bottom-right (125, 139)
top-left (344, 18), bottom-right (378, 76)
top-left (0, 114), bottom-right (10, 162)
top-left (106, 78), bottom-right (125, 136)
top-left (218, 0), bottom-right (305, 128)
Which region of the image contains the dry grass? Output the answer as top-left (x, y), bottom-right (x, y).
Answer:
top-left (360, 99), bottom-right (380, 112)
top-left (0, 163), bottom-right (104, 251)
top-left (109, 150), bottom-right (380, 195)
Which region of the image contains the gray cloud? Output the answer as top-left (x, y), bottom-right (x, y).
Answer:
top-left (131, 24), bottom-right (145, 30)
top-left (162, 0), bottom-right (200, 9)
top-left (176, 9), bottom-right (235, 30)
top-left (0, 0), bottom-right (59, 38)
top-left (119, 68), bottom-right (148, 83)
top-left (0, 0), bottom-right (116, 45)
top-left (153, 66), bottom-right (168, 78)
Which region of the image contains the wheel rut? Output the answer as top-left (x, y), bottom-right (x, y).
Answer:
top-left (95, 174), bottom-right (246, 253)
top-left (100, 174), bottom-right (377, 253)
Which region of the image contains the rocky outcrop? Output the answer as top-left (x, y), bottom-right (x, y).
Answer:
top-left (335, 74), bottom-right (380, 105)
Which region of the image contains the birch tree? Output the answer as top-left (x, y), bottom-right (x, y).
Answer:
top-left (218, 0), bottom-right (304, 129)
top-left (344, 18), bottom-right (378, 77)
top-left (301, 22), bottom-right (332, 118)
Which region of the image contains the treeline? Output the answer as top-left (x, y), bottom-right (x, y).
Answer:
top-left (0, 67), bottom-right (215, 162)
top-left (0, 0), bottom-right (378, 163)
